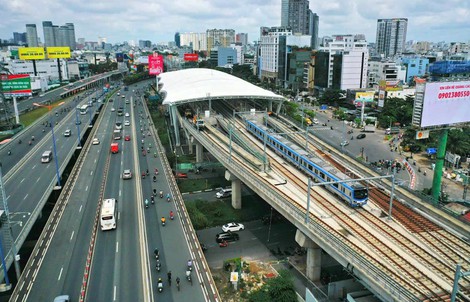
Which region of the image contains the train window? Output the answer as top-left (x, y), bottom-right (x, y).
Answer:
top-left (308, 164), bottom-right (312, 170)
top-left (319, 172), bottom-right (325, 179)
top-left (315, 169), bottom-right (318, 175)
top-left (333, 183), bottom-right (339, 188)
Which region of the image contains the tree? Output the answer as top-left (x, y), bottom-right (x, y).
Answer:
top-left (318, 89), bottom-right (345, 106)
top-left (377, 97), bottom-right (413, 128)
top-left (248, 270), bottom-right (297, 302)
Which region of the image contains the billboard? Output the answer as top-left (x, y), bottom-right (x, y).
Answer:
top-left (46, 47), bottom-right (71, 59)
top-left (116, 53), bottom-right (124, 62)
top-left (355, 92), bottom-right (374, 102)
top-left (18, 47), bottom-right (45, 60)
top-left (420, 80), bottom-right (470, 127)
top-left (148, 54), bottom-right (164, 75)
top-left (379, 80), bottom-right (403, 91)
top-left (184, 53), bottom-right (199, 62)
top-left (0, 74), bottom-right (32, 97)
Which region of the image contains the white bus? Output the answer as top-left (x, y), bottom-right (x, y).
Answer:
top-left (79, 104), bottom-right (88, 115)
top-left (100, 198), bottom-right (117, 231)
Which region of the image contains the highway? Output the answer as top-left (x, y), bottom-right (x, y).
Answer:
top-left (12, 81), bottom-right (210, 302)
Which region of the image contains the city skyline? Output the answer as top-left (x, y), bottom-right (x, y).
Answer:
top-left (0, 0), bottom-right (469, 45)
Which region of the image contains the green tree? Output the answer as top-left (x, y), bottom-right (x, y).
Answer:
top-left (447, 128), bottom-right (470, 156)
top-left (318, 89), bottom-right (345, 106)
top-left (377, 97), bottom-right (413, 128)
top-left (248, 270), bottom-right (297, 302)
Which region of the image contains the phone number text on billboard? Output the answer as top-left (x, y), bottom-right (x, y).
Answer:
top-left (438, 90), bottom-right (470, 99)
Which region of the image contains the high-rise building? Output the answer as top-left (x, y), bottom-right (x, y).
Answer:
top-left (26, 24), bottom-right (38, 47)
top-left (309, 12), bottom-right (319, 49)
top-left (283, 0), bottom-right (310, 35)
top-left (258, 26), bottom-right (292, 83)
top-left (66, 23), bottom-right (76, 50)
top-left (58, 26), bottom-right (69, 48)
top-left (375, 18), bottom-right (408, 58)
top-left (206, 29), bottom-right (235, 53)
top-left (179, 32), bottom-right (207, 51)
top-left (174, 32), bottom-right (181, 47)
top-left (43, 21), bottom-right (56, 46)
top-left (236, 33), bottom-right (248, 46)
top-left (13, 32), bottom-right (27, 45)
top-left (139, 40), bottom-right (152, 48)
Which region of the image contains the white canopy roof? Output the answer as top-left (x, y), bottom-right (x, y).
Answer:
top-left (160, 68), bottom-right (285, 105)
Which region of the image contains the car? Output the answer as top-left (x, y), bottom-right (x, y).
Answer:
top-left (109, 98), bottom-right (113, 102)
top-left (125, 112), bottom-right (130, 117)
top-left (92, 138), bottom-right (100, 145)
top-left (115, 122), bottom-right (122, 130)
top-left (122, 169), bottom-right (132, 179)
top-left (340, 140), bottom-right (349, 147)
top-left (122, 95), bottom-right (125, 98)
top-left (75, 120), bottom-right (81, 125)
top-left (174, 172), bottom-right (188, 179)
top-left (356, 133), bottom-right (366, 139)
top-left (222, 222), bottom-right (245, 232)
top-left (53, 295), bottom-right (70, 302)
top-left (124, 120), bottom-right (130, 126)
top-left (124, 135), bottom-right (131, 141)
top-left (216, 231), bottom-right (239, 243)
top-left (111, 107), bottom-right (115, 112)
top-left (63, 129), bottom-right (71, 137)
top-left (117, 92), bottom-right (120, 96)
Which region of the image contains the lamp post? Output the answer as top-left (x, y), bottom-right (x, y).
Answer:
top-left (75, 107), bottom-right (82, 148)
top-left (50, 119), bottom-right (61, 188)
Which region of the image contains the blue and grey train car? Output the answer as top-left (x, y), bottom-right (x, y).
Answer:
top-left (246, 119), bottom-right (368, 207)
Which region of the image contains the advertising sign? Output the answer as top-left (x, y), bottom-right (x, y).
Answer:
top-left (379, 80), bottom-right (403, 91)
top-left (18, 47), bottom-right (45, 60)
top-left (415, 130), bottom-right (430, 140)
top-left (420, 80), bottom-right (470, 127)
top-left (0, 74), bottom-right (32, 97)
top-left (148, 54), bottom-right (164, 75)
top-left (184, 53), bottom-right (199, 62)
top-left (46, 47), bottom-right (71, 59)
top-left (116, 53), bottom-right (124, 62)
top-left (355, 92), bottom-right (375, 103)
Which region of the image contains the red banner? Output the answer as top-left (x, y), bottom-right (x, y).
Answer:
top-left (184, 53), bottom-right (199, 62)
top-left (148, 54), bottom-right (164, 75)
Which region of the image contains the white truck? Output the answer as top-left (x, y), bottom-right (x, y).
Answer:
top-left (362, 125), bottom-right (376, 132)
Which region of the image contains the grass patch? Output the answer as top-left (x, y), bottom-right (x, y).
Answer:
top-left (19, 107), bottom-right (50, 127)
top-left (186, 195), bottom-right (271, 229)
top-left (177, 177), bottom-right (230, 193)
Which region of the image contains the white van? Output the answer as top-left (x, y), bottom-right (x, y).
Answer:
top-left (41, 151), bottom-right (53, 163)
top-left (216, 188), bottom-right (232, 199)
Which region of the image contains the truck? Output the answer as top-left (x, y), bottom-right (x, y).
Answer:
top-left (385, 127), bottom-right (400, 135)
top-left (110, 143), bottom-right (119, 154)
top-left (362, 125), bottom-right (376, 132)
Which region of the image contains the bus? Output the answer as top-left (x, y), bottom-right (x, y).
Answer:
top-left (100, 198), bottom-right (117, 231)
top-left (79, 104), bottom-right (88, 115)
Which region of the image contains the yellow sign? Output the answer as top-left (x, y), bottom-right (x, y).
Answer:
top-left (355, 91), bottom-right (375, 102)
top-left (19, 47), bottom-right (45, 60)
top-left (47, 47), bottom-right (71, 59)
top-left (230, 272), bottom-right (239, 282)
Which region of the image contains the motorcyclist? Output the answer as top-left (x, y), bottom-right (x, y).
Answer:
top-left (18, 139), bottom-right (22, 144)
top-left (154, 248), bottom-right (159, 257)
top-left (176, 277), bottom-right (180, 290)
top-left (187, 259), bottom-right (193, 270)
top-left (161, 217), bottom-right (166, 224)
top-left (146, 168), bottom-right (149, 176)
top-left (166, 193), bottom-right (170, 200)
top-left (7, 150), bottom-right (11, 156)
top-left (157, 278), bottom-right (163, 291)
top-left (160, 191), bottom-right (163, 198)
top-left (167, 271), bottom-right (172, 285)
top-left (151, 195), bottom-right (155, 203)
top-left (153, 175), bottom-right (157, 182)
top-left (156, 259), bottom-right (161, 271)
top-left (170, 211), bottom-right (174, 219)
top-left (31, 135), bottom-right (35, 141)
top-left (144, 199), bottom-right (149, 208)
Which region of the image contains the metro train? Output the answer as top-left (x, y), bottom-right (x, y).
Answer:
top-left (246, 119), bottom-right (368, 207)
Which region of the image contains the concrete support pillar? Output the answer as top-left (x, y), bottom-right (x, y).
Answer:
top-left (268, 100), bottom-right (273, 112)
top-left (170, 105), bottom-right (181, 146)
top-left (195, 142), bottom-right (203, 163)
top-left (224, 170), bottom-right (242, 209)
top-left (295, 230), bottom-right (321, 281)
top-left (275, 100), bottom-right (284, 115)
top-left (188, 135), bottom-right (194, 155)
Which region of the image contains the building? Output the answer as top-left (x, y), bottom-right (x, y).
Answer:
top-left (65, 23), bottom-right (76, 50)
top-left (375, 18), bottom-right (408, 58)
top-left (26, 24), bottom-right (38, 47)
top-left (139, 40), bottom-right (152, 48)
top-left (310, 12), bottom-right (319, 49)
top-left (174, 32), bottom-right (181, 47)
top-left (6, 59), bottom-right (68, 82)
top-left (368, 59), bottom-right (406, 87)
top-left (43, 21), bottom-right (56, 46)
top-left (258, 26), bottom-right (292, 83)
top-left (236, 33), bottom-right (248, 46)
top-left (179, 32), bottom-right (207, 51)
top-left (286, 49), bottom-right (312, 91)
top-left (13, 32), bottom-right (27, 45)
top-left (206, 29), bottom-right (235, 53)
top-left (400, 57), bottom-right (429, 84)
top-left (217, 47), bottom-right (238, 67)
top-left (429, 60), bottom-right (470, 81)
top-left (314, 34), bottom-right (369, 90)
top-left (282, 0), bottom-right (310, 35)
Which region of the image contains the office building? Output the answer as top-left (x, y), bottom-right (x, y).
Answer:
top-left (217, 47), bottom-right (238, 67)
top-left (139, 40), bottom-right (152, 48)
top-left (174, 32), bottom-right (181, 47)
top-left (13, 32), bottom-right (27, 45)
top-left (368, 59), bottom-right (406, 87)
top-left (281, 0), bottom-right (318, 49)
top-left (7, 59), bottom-right (69, 81)
top-left (66, 23), bottom-right (76, 50)
top-left (310, 12), bottom-right (319, 49)
top-left (258, 26), bottom-right (292, 83)
top-left (400, 57), bottom-right (429, 84)
top-left (206, 29), bottom-right (235, 53)
top-left (236, 33), bottom-right (248, 46)
top-left (26, 24), bottom-right (38, 47)
top-left (315, 34), bottom-right (369, 90)
top-left (375, 18), bottom-right (408, 58)
top-left (43, 21), bottom-right (56, 46)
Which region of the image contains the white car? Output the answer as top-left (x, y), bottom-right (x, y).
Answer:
top-left (125, 112), bottom-right (130, 117)
top-left (63, 129), bottom-right (71, 137)
top-left (92, 138), bottom-right (100, 145)
top-left (111, 107), bottom-right (115, 112)
top-left (222, 222), bottom-right (245, 232)
top-left (122, 169), bottom-right (132, 179)
top-left (115, 122), bottom-right (122, 130)
top-left (340, 140), bottom-right (349, 147)
top-left (124, 120), bottom-right (130, 126)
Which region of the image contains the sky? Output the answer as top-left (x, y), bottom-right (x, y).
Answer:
top-left (0, 0), bottom-right (469, 45)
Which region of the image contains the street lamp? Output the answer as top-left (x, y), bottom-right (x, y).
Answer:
top-left (75, 107), bottom-right (82, 148)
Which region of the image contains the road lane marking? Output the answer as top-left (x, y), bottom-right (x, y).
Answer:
top-left (32, 164), bottom-right (36, 169)
top-left (58, 267), bottom-right (63, 280)
top-left (70, 231), bottom-right (74, 241)
top-left (119, 189), bottom-right (121, 197)
top-left (113, 285), bottom-right (117, 301)
top-left (116, 241), bottom-right (119, 253)
top-left (90, 170), bottom-right (93, 176)
top-left (36, 177), bottom-right (40, 183)
top-left (20, 178), bottom-right (25, 183)
top-left (79, 205), bottom-right (83, 213)
top-left (85, 185), bottom-right (88, 191)
top-left (118, 211), bottom-right (120, 220)
top-left (23, 194), bottom-right (28, 200)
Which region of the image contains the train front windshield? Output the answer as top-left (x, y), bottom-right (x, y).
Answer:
top-left (353, 188), bottom-right (368, 200)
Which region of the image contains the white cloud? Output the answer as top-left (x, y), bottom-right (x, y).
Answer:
top-left (0, 0), bottom-right (468, 44)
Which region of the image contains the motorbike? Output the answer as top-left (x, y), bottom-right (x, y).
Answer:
top-left (7, 150), bottom-right (11, 156)
top-left (157, 278), bottom-right (163, 293)
top-left (154, 249), bottom-right (160, 260)
top-left (153, 188), bottom-right (157, 195)
top-left (187, 260), bottom-right (192, 271)
top-left (219, 241), bottom-right (229, 248)
top-left (151, 196), bottom-right (155, 204)
top-left (347, 130), bottom-right (353, 134)
top-left (154, 168), bottom-right (159, 175)
top-left (141, 172), bottom-right (146, 179)
top-left (146, 169), bottom-right (149, 176)
top-left (153, 176), bottom-right (157, 182)
top-left (161, 218), bottom-right (166, 226)
top-left (144, 199), bottom-right (149, 209)
top-left (154, 152), bottom-right (157, 158)
top-left (156, 260), bottom-right (161, 272)
top-left (160, 191), bottom-right (163, 198)
top-left (170, 212), bottom-right (174, 220)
